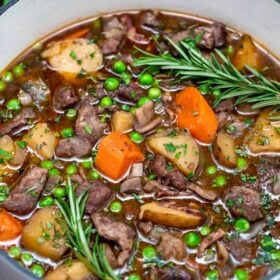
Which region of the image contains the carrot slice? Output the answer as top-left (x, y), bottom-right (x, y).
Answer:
top-left (95, 132), bottom-right (145, 180)
top-left (175, 87), bottom-right (218, 143)
top-left (0, 209), bottom-right (23, 241)
top-left (63, 28), bottom-right (90, 40)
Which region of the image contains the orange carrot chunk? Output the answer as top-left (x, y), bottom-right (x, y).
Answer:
top-left (175, 87), bottom-right (218, 143)
top-left (0, 209), bottom-right (23, 241)
top-left (63, 28), bottom-right (90, 40)
top-left (95, 131), bottom-right (145, 180)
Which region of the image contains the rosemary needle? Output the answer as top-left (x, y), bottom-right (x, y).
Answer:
top-left (133, 36), bottom-right (280, 112)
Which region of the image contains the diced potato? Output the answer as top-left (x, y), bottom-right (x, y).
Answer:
top-left (21, 206), bottom-right (67, 261)
top-left (246, 110), bottom-right (280, 154)
top-left (41, 39), bottom-right (103, 76)
top-left (24, 123), bottom-right (57, 159)
top-left (147, 130), bottom-right (199, 175)
top-left (232, 35), bottom-right (262, 71)
top-left (213, 131), bottom-right (237, 168)
top-left (111, 111), bottom-right (134, 133)
top-left (139, 202), bottom-right (204, 229)
top-left (0, 135), bottom-right (15, 154)
top-left (9, 144), bottom-right (27, 166)
top-left (45, 260), bottom-right (92, 280)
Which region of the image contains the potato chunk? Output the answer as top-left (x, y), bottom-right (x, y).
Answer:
top-left (147, 130), bottom-right (199, 175)
top-left (246, 110), bottom-right (280, 154)
top-left (139, 202), bottom-right (203, 229)
top-left (45, 261), bottom-right (92, 280)
top-left (232, 35), bottom-right (262, 71)
top-left (42, 38), bottom-right (103, 75)
top-left (214, 131), bottom-right (237, 168)
top-left (21, 206), bottom-right (67, 261)
top-left (111, 111), bottom-right (134, 132)
top-left (24, 123), bottom-right (57, 159)
top-left (0, 135), bottom-right (15, 154)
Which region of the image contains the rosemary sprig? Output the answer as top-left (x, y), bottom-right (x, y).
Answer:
top-left (55, 177), bottom-right (120, 280)
top-left (133, 36), bottom-right (280, 111)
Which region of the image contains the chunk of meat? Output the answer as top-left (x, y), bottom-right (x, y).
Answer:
top-left (129, 162), bottom-right (143, 178)
top-left (3, 165), bottom-right (48, 215)
top-left (217, 241), bottom-right (229, 265)
top-left (22, 78), bottom-right (50, 108)
top-left (55, 136), bottom-right (92, 158)
top-left (198, 229), bottom-right (225, 256)
top-left (53, 84), bottom-right (79, 111)
top-left (42, 39), bottom-right (102, 74)
top-left (102, 16), bottom-right (127, 54)
top-left (224, 238), bottom-right (257, 262)
top-left (135, 117), bottom-right (162, 134)
top-left (45, 175), bottom-right (63, 193)
top-left (116, 82), bottom-right (144, 102)
top-left (0, 108), bottom-right (36, 136)
top-left (138, 221), bottom-right (153, 236)
top-left (214, 99), bottom-right (234, 128)
top-left (76, 180), bottom-right (114, 214)
top-left (156, 267), bottom-right (192, 280)
top-left (75, 104), bottom-right (107, 144)
top-left (135, 101), bottom-right (154, 127)
top-left (187, 183), bottom-right (217, 201)
top-left (223, 186), bottom-right (263, 222)
top-left (156, 233), bottom-right (186, 260)
top-left (120, 177), bottom-right (142, 194)
top-left (91, 212), bottom-right (136, 266)
top-left (151, 155), bottom-right (186, 191)
top-left (140, 10), bottom-right (161, 28)
top-left (127, 27), bottom-right (150, 44)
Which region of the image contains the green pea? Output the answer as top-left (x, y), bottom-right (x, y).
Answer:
top-left (260, 235), bottom-right (275, 251)
top-left (104, 77), bottom-right (119, 91)
top-left (212, 89), bottom-right (221, 98)
top-left (234, 218), bottom-right (250, 233)
top-left (0, 80), bottom-right (7, 91)
top-left (8, 246), bottom-right (22, 259)
top-left (129, 107), bottom-right (137, 115)
top-left (200, 226), bottom-right (211, 236)
top-left (121, 104), bottom-right (130, 111)
top-left (184, 232), bottom-right (201, 248)
top-left (127, 274), bottom-right (141, 280)
top-left (30, 264), bottom-right (45, 278)
top-left (6, 99), bottom-right (21, 110)
top-left (66, 165), bottom-right (78, 175)
top-left (53, 187), bottom-right (66, 198)
top-left (206, 165), bottom-right (217, 175)
top-left (66, 108), bottom-right (77, 119)
top-left (199, 85), bottom-right (209, 95)
top-left (13, 64), bottom-right (25, 78)
top-left (88, 170), bottom-right (100, 180)
top-left (61, 127), bottom-right (74, 138)
top-left (129, 131), bottom-right (144, 143)
top-left (236, 157), bottom-right (248, 171)
top-left (0, 193), bottom-right (7, 202)
top-left (49, 168), bottom-right (60, 176)
top-left (234, 268), bottom-right (249, 280)
top-left (21, 253), bottom-right (33, 266)
top-left (137, 96), bottom-right (151, 107)
top-left (138, 73), bottom-right (154, 86)
top-left (109, 201), bottom-right (122, 213)
top-left (100, 96), bottom-right (113, 107)
top-left (2, 71), bottom-right (14, 83)
top-left (142, 245), bottom-right (156, 259)
top-left (206, 269), bottom-right (219, 280)
top-left (39, 196), bottom-right (54, 208)
top-left (213, 175), bottom-right (227, 187)
top-left (113, 61), bottom-right (127, 73)
top-left (82, 160), bottom-right (92, 169)
top-left (120, 72), bottom-right (132, 85)
top-left (227, 45), bottom-right (234, 55)
top-left (40, 160), bottom-right (54, 170)
top-left (148, 87), bottom-right (161, 100)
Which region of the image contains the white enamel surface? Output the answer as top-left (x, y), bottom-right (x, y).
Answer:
top-left (0, 0), bottom-right (280, 70)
